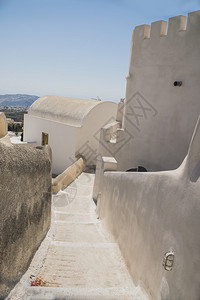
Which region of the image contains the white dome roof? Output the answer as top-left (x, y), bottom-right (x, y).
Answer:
top-left (28, 95), bottom-right (104, 127)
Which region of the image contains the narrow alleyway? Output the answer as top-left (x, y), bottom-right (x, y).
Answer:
top-left (8, 173), bottom-right (147, 300)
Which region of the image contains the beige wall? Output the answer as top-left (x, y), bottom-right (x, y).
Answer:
top-left (0, 112), bottom-right (7, 138)
top-left (98, 117), bottom-right (200, 300)
top-left (119, 11), bottom-right (200, 172)
top-left (52, 156), bottom-right (86, 194)
top-left (0, 140), bottom-right (52, 299)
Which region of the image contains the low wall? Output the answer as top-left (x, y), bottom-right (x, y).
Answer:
top-left (0, 139), bottom-right (52, 299)
top-left (97, 119), bottom-right (200, 299)
top-left (92, 120), bottom-right (125, 201)
top-left (52, 156), bottom-right (86, 194)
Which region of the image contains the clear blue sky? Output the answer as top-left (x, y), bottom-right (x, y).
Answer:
top-left (0, 0), bottom-right (199, 101)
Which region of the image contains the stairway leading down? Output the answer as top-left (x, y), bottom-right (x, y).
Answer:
top-left (7, 173), bottom-right (148, 300)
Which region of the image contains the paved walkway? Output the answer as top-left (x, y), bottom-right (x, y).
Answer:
top-left (8, 173), bottom-right (147, 300)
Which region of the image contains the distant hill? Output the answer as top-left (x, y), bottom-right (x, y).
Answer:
top-left (0, 94), bottom-right (39, 107)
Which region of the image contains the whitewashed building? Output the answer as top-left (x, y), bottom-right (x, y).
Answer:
top-left (93, 10), bottom-right (200, 300)
top-left (24, 95), bottom-right (117, 174)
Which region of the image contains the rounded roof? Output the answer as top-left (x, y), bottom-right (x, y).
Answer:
top-left (28, 95), bottom-right (106, 127)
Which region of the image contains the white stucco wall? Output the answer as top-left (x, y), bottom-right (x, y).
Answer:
top-left (119, 10), bottom-right (200, 171)
top-left (76, 102), bottom-right (118, 165)
top-left (93, 10), bottom-right (200, 299)
top-left (24, 97), bottom-right (117, 174)
top-left (24, 114), bottom-right (77, 174)
top-left (97, 117), bottom-right (200, 300)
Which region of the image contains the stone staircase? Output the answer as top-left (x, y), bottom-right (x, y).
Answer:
top-left (7, 173), bottom-right (147, 300)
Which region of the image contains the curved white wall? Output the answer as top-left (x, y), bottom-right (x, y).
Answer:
top-left (98, 118), bottom-right (200, 300)
top-left (76, 102), bottom-right (117, 165)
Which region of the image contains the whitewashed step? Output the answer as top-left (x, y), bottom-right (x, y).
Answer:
top-left (24, 286), bottom-right (147, 300)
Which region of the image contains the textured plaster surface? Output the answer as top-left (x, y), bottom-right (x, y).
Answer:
top-left (28, 95), bottom-right (115, 127)
top-left (97, 118), bottom-right (200, 299)
top-left (0, 112), bottom-right (8, 139)
top-left (7, 173), bottom-right (148, 300)
top-left (0, 141), bottom-right (52, 299)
